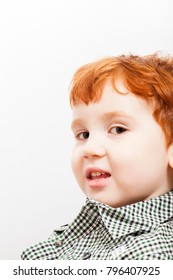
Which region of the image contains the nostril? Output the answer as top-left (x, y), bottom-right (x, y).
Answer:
top-left (83, 146), bottom-right (106, 158)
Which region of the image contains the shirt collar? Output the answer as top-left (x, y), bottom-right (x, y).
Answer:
top-left (86, 191), bottom-right (173, 240)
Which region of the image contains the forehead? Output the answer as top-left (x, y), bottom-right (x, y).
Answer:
top-left (71, 82), bottom-right (153, 126)
top-left (73, 83), bottom-right (152, 115)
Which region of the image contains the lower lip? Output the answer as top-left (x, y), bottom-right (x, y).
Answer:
top-left (86, 176), bottom-right (111, 188)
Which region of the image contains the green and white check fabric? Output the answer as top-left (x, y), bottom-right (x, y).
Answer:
top-left (21, 191), bottom-right (173, 260)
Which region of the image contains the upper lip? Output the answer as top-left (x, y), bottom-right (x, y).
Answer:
top-left (85, 167), bottom-right (111, 179)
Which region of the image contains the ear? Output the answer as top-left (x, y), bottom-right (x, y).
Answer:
top-left (168, 144), bottom-right (173, 168)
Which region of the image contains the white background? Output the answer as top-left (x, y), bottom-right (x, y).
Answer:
top-left (0, 0), bottom-right (173, 259)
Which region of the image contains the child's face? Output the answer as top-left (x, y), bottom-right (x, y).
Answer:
top-left (71, 81), bottom-right (173, 208)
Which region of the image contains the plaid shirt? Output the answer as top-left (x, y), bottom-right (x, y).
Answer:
top-left (21, 191), bottom-right (173, 260)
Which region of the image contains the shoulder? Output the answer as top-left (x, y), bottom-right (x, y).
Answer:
top-left (139, 221), bottom-right (173, 258)
top-left (137, 253), bottom-right (172, 260)
top-left (120, 221), bottom-right (173, 260)
top-left (21, 224), bottom-right (69, 260)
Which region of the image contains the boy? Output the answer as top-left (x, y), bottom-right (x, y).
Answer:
top-left (22, 54), bottom-right (173, 260)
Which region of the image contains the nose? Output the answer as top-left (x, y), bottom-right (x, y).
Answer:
top-left (83, 137), bottom-right (106, 159)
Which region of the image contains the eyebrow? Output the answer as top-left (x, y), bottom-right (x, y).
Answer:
top-left (71, 111), bottom-right (136, 130)
top-left (100, 111), bottom-right (135, 121)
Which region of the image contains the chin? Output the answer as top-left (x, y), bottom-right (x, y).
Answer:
top-left (88, 194), bottom-right (118, 208)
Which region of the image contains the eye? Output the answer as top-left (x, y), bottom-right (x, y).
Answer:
top-left (76, 131), bottom-right (89, 140)
top-left (109, 126), bottom-right (127, 135)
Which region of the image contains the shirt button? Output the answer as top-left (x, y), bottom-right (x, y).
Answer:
top-left (55, 240), bottom-right (63, 247)
top-left (82, 252), bottom-right (91, 260)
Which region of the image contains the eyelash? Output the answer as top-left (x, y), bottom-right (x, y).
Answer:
top-left (75, 131), bottom-right (89, 140)
top-left (109, 126), bottom-right (127, 135)
top-left (75, 126), bottom-right (127, 140)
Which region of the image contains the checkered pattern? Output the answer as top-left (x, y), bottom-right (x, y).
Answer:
top-left (21, 191), bottom-right (173, 260)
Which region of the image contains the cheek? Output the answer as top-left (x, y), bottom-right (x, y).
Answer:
top-left (71, 151), bottom-right (86, 193)
top-left (110, 138), bottom-right (168, 183)
top-left (71, 150), bottom-right (78, 174)
top-left (71, 148), bottom-right (82, 182)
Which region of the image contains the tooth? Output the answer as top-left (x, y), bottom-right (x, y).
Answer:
top-left (91, 171), bottom-right (106, 177)
top-left (91, 172), bottom-right (100, 176)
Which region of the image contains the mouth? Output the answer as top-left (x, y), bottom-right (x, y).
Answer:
top-left (85, 168), bottom-right (111, 188)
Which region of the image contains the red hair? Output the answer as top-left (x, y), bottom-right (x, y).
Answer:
top-left (70, 54), bottom-right (173, 146)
